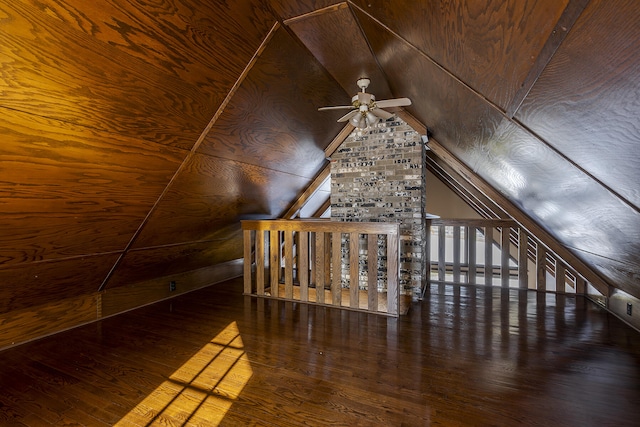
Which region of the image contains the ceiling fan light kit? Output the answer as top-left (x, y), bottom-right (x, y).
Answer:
top-left (319, 78), bottom-right (411, 129)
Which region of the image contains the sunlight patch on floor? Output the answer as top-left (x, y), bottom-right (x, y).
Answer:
top-left (115, 321), bottom-right (252, 426)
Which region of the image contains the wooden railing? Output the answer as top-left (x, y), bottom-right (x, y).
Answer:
top-left (426, 219), bottom-right (589, 297)
top-left (242, 219), bottom-right (401, 316)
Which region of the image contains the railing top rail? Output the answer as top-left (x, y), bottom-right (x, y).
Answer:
top-left (429, 218), bottom-right (517, 227)
top-left (241, 219), bottom-right (400, 235)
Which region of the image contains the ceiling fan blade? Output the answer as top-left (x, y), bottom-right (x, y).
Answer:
top-left (375, 97), bottom-right (412, 108)
top-left (318, 105), bottom-right (355, 111)
top-left (371, 108), bottom-right (394, 120)
top-left (337, 110), bottom-right (359, 122)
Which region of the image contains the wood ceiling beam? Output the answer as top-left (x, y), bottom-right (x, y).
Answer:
top-left (283, 123), bottom-right (353, 219)
top-left (282, 166), bottom-right (331, 219)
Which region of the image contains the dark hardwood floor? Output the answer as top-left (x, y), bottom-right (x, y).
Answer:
top-left (1, 278), bottom-right (639, 426)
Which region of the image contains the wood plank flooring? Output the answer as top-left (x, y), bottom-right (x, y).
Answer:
top-left (1, 278), bottom-right (639, 426)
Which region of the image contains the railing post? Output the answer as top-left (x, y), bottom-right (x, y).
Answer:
top-left (284, 229), bottom-right (294, 299)
top-left (556, 261), bottom-right (566, 293)
top-left (468, 227), bottom-right (477, 285)
top-left (315, 231), bottom-right (325, 304)
top-left (576, 276), bottom-right (586, 295)
top-left (537, 244), bottom-right (547, 292)
top-left (331, 232), bottom-right (342, 306)
top-left (299, 231), bottom-right (309, 302)
top-left (518, 229), bottom-right (529, 289)
top-left (349, 232), bottom-right (360, 309)
top-left (368, 234), bottom-right (378, 311)
top-left (438, 225), bottom-right (446, 282)
top-left (387, 232), bottom-right (399, 316)
top-left (484, 226), bottom-right (493, 286)
top-left (501, 226), bottom-right (510, 287)
top-left (243, 229), bottom-right (253, 294)
top-left (270, 230), bottom-right (279, 298)
top-left (453, 226), bottom-right (461, 283)
top-left (256, 230), bottom-right (265, 295)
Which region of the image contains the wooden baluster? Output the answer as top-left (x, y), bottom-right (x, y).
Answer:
top-left (299, 231), bottom-right (309, 302)
top-left (387, 232), bottom-right (399, 316)
top-left (425, 221), bottom-right (432, 290)
top-left (315, 232), bottom-right (325, 304)
top-left (463, 226), bottom-right (469, 284)
top-left (484, 226), bottom-right (493, 286)
top-left (324, 232), bottom-right (331, 302)
top-left (331, 232), bottom-right (342, 306)
top-left (284, 230), bottom-right (294, 299)
top-left (537, 244), bottom-right (547, 292)
top-left (270, 230), bottom-right (279, 298)
top-left (438, 225), bottom-right (446, 282)
top-left (468, 227), bottom-right (477, 285)
top-left (243, 229), bottom-right (253, 294)
top-left (501, 226), bottom-right (510, 287)
top-left (453, 226), bottom-right (461, 283)
top-left (556, 261), bottom-right (566, 293)
top-left (349, 232), bottom-right (359, 309)
top-left (368, 234), bottom-right (378, 312)
top-left (576, 276), bottom-right (586, 295)
top-left (518, 228), bottom-right (529, 289)
top-left (256, 230), bottom-right (265, 295)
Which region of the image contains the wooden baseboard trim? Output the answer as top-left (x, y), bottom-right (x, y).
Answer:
top-left (0, 260), bottom-right (243, 351)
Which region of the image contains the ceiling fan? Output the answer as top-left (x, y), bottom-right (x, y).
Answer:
top-left (318, 78), bottom-right (411, 129)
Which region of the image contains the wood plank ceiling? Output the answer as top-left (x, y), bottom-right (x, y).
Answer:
top-left (1, 0), bottom-right (638, 318)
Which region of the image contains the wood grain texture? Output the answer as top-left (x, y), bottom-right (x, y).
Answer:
top-left (0, 108), bottom-right (184, 265)
top-left (100, 260), bottom-right (242, 317)
top-left (287, 4), bottom-right (393, 100)
top-left (515, 0), bottom-right (640, 209)
top-left (358, 8), bottom-right (640, 300)
top-left (22, 0), bottom-right (274, 87)
top-left (104, 239), bottom-right (244, 290)
top-left (0, 292), bottom-right (97, 349)
top-left (505, 0), bottom-right (591, 117)
top-left (0, 254), bottom-right (118, 314)
top-left (0, 1), bottom-right (225, 149)
top-left (197, 27), bottom-right (347, 178)
top-left (132, 153), bottom-right (311, 248)
top-left (355, 8), bottom-right (500, 149)
top-left (1, 279), bottom-right (639, 425)
top-left (284, 166), bottom-right (331, 218)
top-left (351, 0), bottom-right (569, 110)
top-left (269, 0), bottom-right (344, 20)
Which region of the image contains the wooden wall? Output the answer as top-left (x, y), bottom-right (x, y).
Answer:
top-left (1, 0), bottom-right (638, 347)
top-left (346, 0), bottom-right (639, 299)
top-left (0, 0), bottom-right (347, 348)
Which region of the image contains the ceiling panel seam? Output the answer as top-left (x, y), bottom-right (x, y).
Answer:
top-left (96, 21), bottom-right (281, 292)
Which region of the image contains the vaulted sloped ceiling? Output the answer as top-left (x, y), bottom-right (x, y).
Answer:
top-left (1, 0), bottom-right (638, 317)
